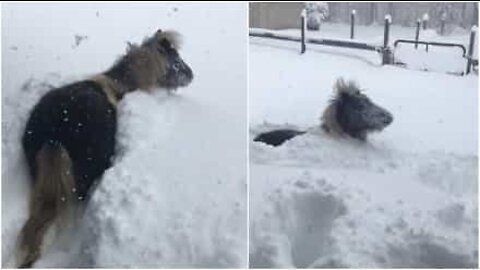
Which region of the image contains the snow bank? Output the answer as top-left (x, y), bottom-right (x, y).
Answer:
top-left (2, 3), bottom-right (247, 267)
top-left (249, 26), bottom-right (478, 268)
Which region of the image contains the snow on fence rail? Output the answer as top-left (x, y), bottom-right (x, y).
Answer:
top-left (394, 40), bottom-right (467, 56)
top-left (249, 29), bottom-right (381, 52)
top-left (394, 25), bottom-right (478, 75)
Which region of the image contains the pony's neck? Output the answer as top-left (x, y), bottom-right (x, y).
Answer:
top-left (90, 74), bottom-right (128, 105)
top-left (103, 58), bottom-right (139, 94)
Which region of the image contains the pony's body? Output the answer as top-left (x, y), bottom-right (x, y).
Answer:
top-left (22, 81), bottom-right (116, 199)
top-left (253, 129), bottom-right (306, 146)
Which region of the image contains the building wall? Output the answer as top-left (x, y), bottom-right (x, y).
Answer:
top-left (249, 2), bottom-right (304, 30)
top-left (328, 2), bottom-right (478, 28)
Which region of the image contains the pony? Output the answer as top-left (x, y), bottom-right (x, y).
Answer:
top-left (253, 78), bottom-right (393, 146)
top-left (17, 29), bottom-right (193, 268)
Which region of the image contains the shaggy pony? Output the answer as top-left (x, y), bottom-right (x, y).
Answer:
top-left (321, 78), bottom-right (393, 140)
top-left (253, 78), bottom-right (393, 146)
top-left (17, 29), bottom-right (193, 268)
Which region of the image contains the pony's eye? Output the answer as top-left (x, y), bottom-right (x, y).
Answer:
top-left (172, 63), bottom-right (180, 71)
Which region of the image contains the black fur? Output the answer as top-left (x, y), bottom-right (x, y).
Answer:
top-left (22, 80), bottom-right (116, 199)
top-left (253, 129), bottom-right (306, 147)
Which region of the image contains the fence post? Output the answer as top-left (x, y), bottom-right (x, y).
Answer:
top-left (382, 15), bottom-right (392, 65)
top-left (422, 13), bottom-right (429, 30)
top-left (440, 12), bottom-right (446, 35)
top-left (466, 25), bottom-right (477, 74)
top-left (350, 10), bottom-right (356, 39)
top-left (415, 19), bottom-right (421, 49)
top-left (301, 9), bottom-right (306, 54)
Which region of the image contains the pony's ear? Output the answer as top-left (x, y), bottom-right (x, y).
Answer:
top-left (153, 29), bottom-right (163, 43)
top-left (155, 30), bottom-right (182, 49)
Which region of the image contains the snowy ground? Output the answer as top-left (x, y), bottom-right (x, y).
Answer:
top-left (249, 23), bottom-right (478, 268)
top-left (2, 3), bottom-right (247, 268)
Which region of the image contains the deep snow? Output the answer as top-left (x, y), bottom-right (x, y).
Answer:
top-left (249, 24), bottom-right (478, 268)
top-left (2, 3), bottom-right (247, 267)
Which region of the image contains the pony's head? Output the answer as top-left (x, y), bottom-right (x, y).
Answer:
top-left (321, 78), bottom-right (393, 140)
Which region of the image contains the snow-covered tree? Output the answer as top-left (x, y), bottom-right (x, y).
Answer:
top-left (422, 13), bottom-right (430, 22)
top-left (305, 2), bottom-right (329, 31)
